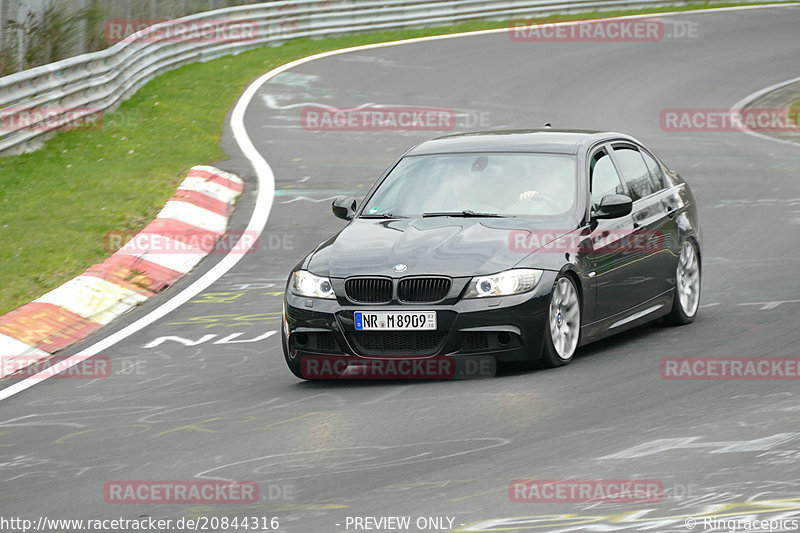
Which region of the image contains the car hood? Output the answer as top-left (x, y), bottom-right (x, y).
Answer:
top-left (306, 218), bottom-right (575, 278)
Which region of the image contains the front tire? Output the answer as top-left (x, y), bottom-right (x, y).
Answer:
top-left (665, 240), bottom-right (701, 326)
top-left (541, 275), bottom-right (581, 368)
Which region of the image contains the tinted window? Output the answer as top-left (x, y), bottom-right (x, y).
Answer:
top-left (590, 150), bottom-right (625, 206)
top-left (613, 147), bottom-right (655, 200)
top-left (641, 150), bottom-right (666, 191)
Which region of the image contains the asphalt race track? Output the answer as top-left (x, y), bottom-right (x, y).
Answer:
top-left (2, 7), bottom-right (800, 533)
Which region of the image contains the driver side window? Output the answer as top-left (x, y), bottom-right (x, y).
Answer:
top-left (590, 149), bottom-right (625, 207)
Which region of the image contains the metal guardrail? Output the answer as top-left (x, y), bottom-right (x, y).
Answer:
top-left (0, 0), bottom-right (748, 156)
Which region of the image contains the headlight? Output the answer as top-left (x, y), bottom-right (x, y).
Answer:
top-left (291, 271), bottom-right (336, 299)
top-left (464, 269), bottom-right (543, 298)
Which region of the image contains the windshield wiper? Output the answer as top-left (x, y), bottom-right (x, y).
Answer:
top-left (422, 210), bottom-right (508, 218)
top-left (360, 213), bottom-right (404, 219)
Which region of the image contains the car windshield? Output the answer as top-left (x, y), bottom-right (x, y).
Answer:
top-left (361, 152), bottom-right (577, 218)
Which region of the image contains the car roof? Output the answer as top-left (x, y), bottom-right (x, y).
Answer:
top-left (405, 129), bottom-right (633, 156)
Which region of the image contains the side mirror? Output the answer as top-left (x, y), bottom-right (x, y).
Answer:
top-left (593, 194), bottom-right (633, 219)
top-left (332, 196), bottom-right (357, 220)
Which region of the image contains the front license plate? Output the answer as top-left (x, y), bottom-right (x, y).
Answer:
top-left (354, 311), bottom-right (436, 330)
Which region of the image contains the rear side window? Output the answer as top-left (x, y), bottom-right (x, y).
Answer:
top-left (590, 150), bottom-right (625, 207)
top-left (613, 147), bottom-right (656, 200)
top-left (641, 150), bottom-right (666, 191)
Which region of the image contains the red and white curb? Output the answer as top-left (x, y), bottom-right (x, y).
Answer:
top-left (0, 165), bottom-right (243, 378)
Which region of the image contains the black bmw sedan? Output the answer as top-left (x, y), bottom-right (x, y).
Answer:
top-left (282, 129), bottom-right (701, 378)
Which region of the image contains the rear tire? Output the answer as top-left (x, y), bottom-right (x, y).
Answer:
top-left (665, 240), bottom-right (701, 326)
top-left (541, 274), bottom-right (581, 368)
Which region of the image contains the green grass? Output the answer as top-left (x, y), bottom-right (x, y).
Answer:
top-left (0, 2), bottom-right (791, 315)
top-left (792, 98), bottom-right (800, 127)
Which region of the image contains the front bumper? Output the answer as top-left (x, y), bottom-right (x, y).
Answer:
top-left (282, 271), bottom-right (557, 364)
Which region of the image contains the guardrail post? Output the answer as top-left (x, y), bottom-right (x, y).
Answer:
top-left (0, 0), bottom-right (5, 56)
top-left (16, 24), bottom-right (24, 72)
top-left (78, 0), bottom-right (88, 54)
